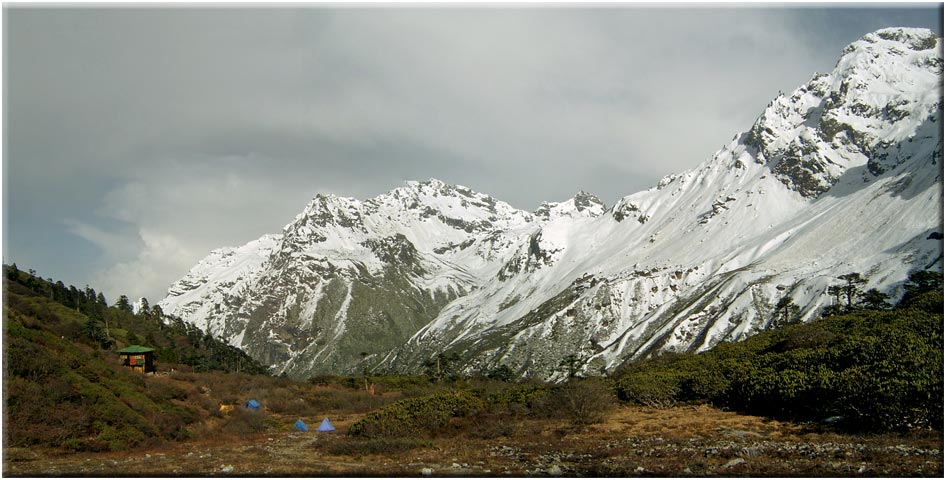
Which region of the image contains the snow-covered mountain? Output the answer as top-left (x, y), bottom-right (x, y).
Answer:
top-left (160, 27), bottom-right (943, 380)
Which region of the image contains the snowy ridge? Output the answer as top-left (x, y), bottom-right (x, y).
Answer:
top-left (159, 178), bottom-right (538, 375)
top-left (160, 234), bottom-right (281, 334)
top-left (379, 27), bottom-right (943, 379)
top-left (160, 28), bottom-right (943, 380)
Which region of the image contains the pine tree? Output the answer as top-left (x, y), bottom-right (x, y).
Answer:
top-left (859, 288), bottom-right (890, 310)
top-left (85, 286), bottom-right (97, 304)
top-left (838, 272), bottom-right (867, 311)
top-left (774, 295), bottom-right (801, 328)
top-left (115, 295), bottom-right (133, 313)
top-left (900, 270), bottom-right (944, 306)
top-left (151, 304), bottom-right (165, 328)
top-left (69, 286), bottom-right (81, 311)
top-left (559, 353), bottom-right (584, 378)
top-left (7, 263), bottom-right (19, 280)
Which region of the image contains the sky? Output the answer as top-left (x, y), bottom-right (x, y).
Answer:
top-left (3, 4), bottom-right (943, 304)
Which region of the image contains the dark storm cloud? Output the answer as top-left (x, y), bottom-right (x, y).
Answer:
top-left (4, 5), bottom-right (941, 302)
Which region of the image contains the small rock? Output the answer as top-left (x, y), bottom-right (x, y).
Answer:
top-left (421, 468), bottom-right (433, 476)
top-left (221, 465), bottom-right (234, 474)
top-left (857, 465), bottom-right (867, 474)
top-left (724, 458), bottom-right (746, 469)
top-left (452, 463), bottom-right (462, 469)
top-left (547, 465), bottom-right (563, 476)
top-left (742, 446), bottom-right (762, 457)
top-left (635, 466), bottom-right (647, 474)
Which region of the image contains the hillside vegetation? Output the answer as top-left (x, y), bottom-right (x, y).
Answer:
top-left (614, 274), bottom-right (943, 432)
top-left (4, 265), bottom-right (267, 450)
top-left (3, 264), bottom-right (942, 459)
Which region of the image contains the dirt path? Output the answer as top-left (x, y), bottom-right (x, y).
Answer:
top-left (5, 405), bottom-right (943, 476)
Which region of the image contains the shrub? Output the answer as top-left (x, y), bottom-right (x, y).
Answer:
top-left (482, 383), bottom-right (550, 412)
top-left (615, 370), bottom-right (682, 409)
top-left (613, 303), bottom-right (943, 432)
top-left (485, 364), bottom-right (515, 382)
top-left (467, 413), bottom-right (519, 439)
top-left (348, 390), bottom-right (483, 438)
top-left (539, 378), bottom-right (615, 425)
top-left (220, 408), bottom-right (271, 435)
top-left (98, 424), bottom-right (147, 451)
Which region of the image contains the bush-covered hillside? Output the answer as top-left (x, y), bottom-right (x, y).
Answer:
top-left (614, 272), bottom-right (943, 432)
top-left (3, 265), bottom-right (267, 374)
top-left (3, 265), bottom-right (269, 450)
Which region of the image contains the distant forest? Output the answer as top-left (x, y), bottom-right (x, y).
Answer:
top-left (4, 263), bottom-right (267, 375)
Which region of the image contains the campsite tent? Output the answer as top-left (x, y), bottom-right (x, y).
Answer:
top-left (294, 419), bottom-right (309, 432)
top-left (317, 417), bottom-right (336, 432)
top-left (245, 399), bottom-right (261, 411)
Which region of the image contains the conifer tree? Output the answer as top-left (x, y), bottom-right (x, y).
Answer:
top-left (7, 263), bottom-right (18, 280)
top-left (838, 272), bottom-right (867, 311)
top-left (859, 288), bottom-right (890, 310)
top-left (116, 295), bottom-right (133, 313)
top-left (774, 295), bottom-right (801, 328)
top-left (900, 270), bottom-right (944, 306)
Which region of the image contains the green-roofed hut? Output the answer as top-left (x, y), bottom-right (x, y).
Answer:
top-left (118, 345), bottom-right (156, 373)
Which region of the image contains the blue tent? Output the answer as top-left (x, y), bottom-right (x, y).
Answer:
top-left (244, 399), bottom-right (261, 411)
top-left (294, 418), bottom-right (309, 432)
top-left (317, 417), bottom-right (335, 432)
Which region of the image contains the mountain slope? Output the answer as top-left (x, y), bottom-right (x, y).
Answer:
top-left (382, 27), bottom-right (943, 379)
top-left (160, 27), bottom-right (943, 380)
top-left (161, 179), bottom-right (537, 376)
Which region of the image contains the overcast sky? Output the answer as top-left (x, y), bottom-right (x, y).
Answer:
top-left (4, 5), bottom-right (942, 304)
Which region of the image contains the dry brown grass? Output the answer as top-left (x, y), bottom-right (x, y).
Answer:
top-left (7, 402), bottom-right (943, 477)
top-left (602, 403), bottom-right (797, 439)
top-left (5, 376), bottom-right (942, 477)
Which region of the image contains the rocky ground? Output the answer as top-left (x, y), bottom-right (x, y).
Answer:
top-left (5, 405), bottom-right (942, 477)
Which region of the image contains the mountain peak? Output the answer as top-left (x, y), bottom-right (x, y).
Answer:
top-left (739, 26), bottom-right (942, 198)
top-left (573, 190), bottom-right (606, 212)
top-left (404, 178), bottom-right (449, 190)
top-left (835, 27), bottom-right (940, 81)
top-left (399, 178), bottom-right (476, 200)
top-left (535, 190), bottom-right (606, 219)
top-left (850, 27), bottom-right (939, 54)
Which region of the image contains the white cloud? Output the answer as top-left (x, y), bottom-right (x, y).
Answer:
top-left (88, 229), bottom-right (195, 304)
top-left (63, 220), bottom-right (140, 262)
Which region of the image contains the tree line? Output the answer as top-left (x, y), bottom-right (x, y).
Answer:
top-left (4, 264), bottom-right (267, 375)
top-left (772, 269), bottom-right (941, 328)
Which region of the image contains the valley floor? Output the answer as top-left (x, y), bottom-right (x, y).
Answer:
top-left (5, 404), bottom-right (942, 477)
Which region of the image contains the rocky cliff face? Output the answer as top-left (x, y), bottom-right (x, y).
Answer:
top-left (161, 28), bottom-right (943, 380)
